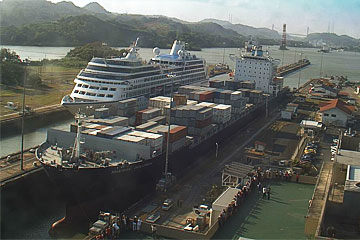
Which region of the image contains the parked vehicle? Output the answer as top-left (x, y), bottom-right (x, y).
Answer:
top-left (162, 199), bottom-right (174, 211)
top-left (193, 204), bottom-right (211, 215)
top-left (146, 213), bottom-right (160, 223)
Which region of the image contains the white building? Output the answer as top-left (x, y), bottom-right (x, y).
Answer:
top-left (234, 47), bottom-right (280, 95)
top-left (320, 99), bottom-right (354, 127)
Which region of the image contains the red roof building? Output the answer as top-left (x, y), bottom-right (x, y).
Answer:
top-left (319, 99), bottom-right (354, 127)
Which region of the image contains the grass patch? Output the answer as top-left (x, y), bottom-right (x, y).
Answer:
top-left (1, 64), bottom-right (80, 115)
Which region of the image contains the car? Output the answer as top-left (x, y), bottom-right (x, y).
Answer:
top-left (304, 149), bottom-right (317, 155)
top-left (305, 146), bottom-right (317, 152)
top-left (331, 156), bottom-right (335, 161)
top-left (306, 142), bottom-right (318, 148)
top-left (331, 146), bottom-right (338, 150)
top-left (193, 204), bottom-right (211, 215)
top-left (146, 213), bottom-right (160, 223)
top-left (162, 199), bottom-right (174, 211)
top-left (333, 139), bottom-right (339, 144)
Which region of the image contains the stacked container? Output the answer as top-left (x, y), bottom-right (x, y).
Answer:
top-left (212, 104), bottom-right (232, 124)
top-left (127, 130), bottom-right (163, 153)
top-left (115, 135), bottom-right (146, 145)
top-left (239, 81), bottom-right (255, 90)
top-left (117, 98), bottom-right (137, 117)
top-left (135, 108), bottom-right (161, 125)
top-left (209, 79), bottom-right (225, 88)
top-left (146, 125), bottom-right (187, 153)
top-left (97, 126), bottom-right (132, 139)
top-left (135, 121), bottom-right (159, 131)
top-left (85, 116), bottom-right (129, 127)
top-left (224, 80), bottom-right (241, 90)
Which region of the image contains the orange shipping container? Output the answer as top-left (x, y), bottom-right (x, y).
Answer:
top-left (164, 126), bottom-right (188, 143)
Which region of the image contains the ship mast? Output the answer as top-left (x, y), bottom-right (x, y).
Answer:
top-left (71, 111), bottom-right (85, 160)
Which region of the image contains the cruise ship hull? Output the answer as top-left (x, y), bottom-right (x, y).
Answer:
top-left (61, 96), bottom-right (120, 115)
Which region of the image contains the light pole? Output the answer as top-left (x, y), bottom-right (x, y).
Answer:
top-left (320, 51), bottom-right (324, 78)
top-left (297, 52), bottom-right (303, 90)
top-left (20, 58), bottom-right (30, 171)
top-left (164, 73), bottom-right (176, 179)
top-left (294, 44), bottom-right (297, 63)
top-left (222, 42), bottom-right (226, 65)
top-left (215, 142), bottom-right (219, 158)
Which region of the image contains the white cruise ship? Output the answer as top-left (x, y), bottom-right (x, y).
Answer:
top-left (61, 39), bottom-right (206, 115)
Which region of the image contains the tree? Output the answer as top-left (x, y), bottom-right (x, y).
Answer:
top-left (0, 48), bottom-right (41, 87)
top-left (1, 48), bottom-right (24, 86)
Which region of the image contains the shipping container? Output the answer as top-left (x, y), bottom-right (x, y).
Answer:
top-left (135, 121), bottom-right (159, 131)
top-left (97, 126), bottom-right (132, 139)
top-left (94, 107), bottom-right (110, 119)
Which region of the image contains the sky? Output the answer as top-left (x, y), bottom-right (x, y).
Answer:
top-left (51, 0), bottom-right (360, 38)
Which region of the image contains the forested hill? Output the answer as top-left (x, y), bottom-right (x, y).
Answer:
top-left (0, 14), bottom-right (247, 48)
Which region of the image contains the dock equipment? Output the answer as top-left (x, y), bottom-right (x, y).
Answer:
top-left (221, 162), bottom-right (254, 187)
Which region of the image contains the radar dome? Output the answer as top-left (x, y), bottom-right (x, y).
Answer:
top-left (153, 47), bottom-right (160, 55)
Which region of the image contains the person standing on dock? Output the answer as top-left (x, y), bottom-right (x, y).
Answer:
top-left (262, 187), bottom-right (267, 199)
top-left (132, 216), bottom-right (138, 231)
top-left (137, 218), bottom-right (142, 231)
top-left (267, 186), bottom-right (271, 200)
top-left (151, 225), bottom-right (157, 239)
top-left (113, 221), bottom-right (120, 238)
top-left (257, 182), bottom-right (262, 195)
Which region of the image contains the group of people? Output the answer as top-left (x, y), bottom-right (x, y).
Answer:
top-left (93, 213), bottom-right (142, 239)
top-left (218, 168), bottom-right (266, 227)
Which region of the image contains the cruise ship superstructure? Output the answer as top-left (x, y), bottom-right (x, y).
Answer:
top-left (61, 39), bottom-right (206, 115)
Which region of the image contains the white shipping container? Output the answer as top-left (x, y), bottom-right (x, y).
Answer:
top-left (115, 135), bottom-right (146, 145)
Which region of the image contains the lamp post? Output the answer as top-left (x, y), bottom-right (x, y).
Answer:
top-left (222, 42), bottom-right (226, 65)
top-left (320, 51), bottom-right (324, 78)
top-left (20, 58), bottom-right (30, 171)
top-left (215, 142), bottom-right (219, 158)
top-left (164, 73), bottom-right (176, 179)
top-left (297, 52), bottom-right (303, 90)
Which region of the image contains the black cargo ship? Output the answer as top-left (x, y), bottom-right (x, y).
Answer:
top-left (37, 90), bottom-right (286, 234)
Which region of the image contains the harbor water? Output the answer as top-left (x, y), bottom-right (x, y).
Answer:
top-left (1, 45), bottom-right (359, 238)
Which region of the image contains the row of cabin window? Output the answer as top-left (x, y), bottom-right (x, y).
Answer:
top-left (73, 90), bottom-right (114, 98)
top-left (76, 84), bottom-right (116, 91)
top-left (323, 113), bottom-right (337, 117)
top-left (76, 66), bottom-right (203, 88)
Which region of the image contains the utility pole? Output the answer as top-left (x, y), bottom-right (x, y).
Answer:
top-left (215, 142), bottom-right (219, 158)
top-left (320, 52), bottom-right (324, 78)
top-left (20, 59), bottom-right (30, 171)
top-left (164, 73), bottom-right (176, 179)
top-left (297, 51), bottom-right (303, 90)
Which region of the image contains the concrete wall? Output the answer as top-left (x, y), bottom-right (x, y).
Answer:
top-left (292, 175), bottom-right (317, 185)
top-left (47, 129), bottom-right (151, 161)
top-left (321, 108), bottom-right (348, 127)
top-left (305, 216), bottom-right (318, 238)
top-left (333, 163), bottom-right (347, 185)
